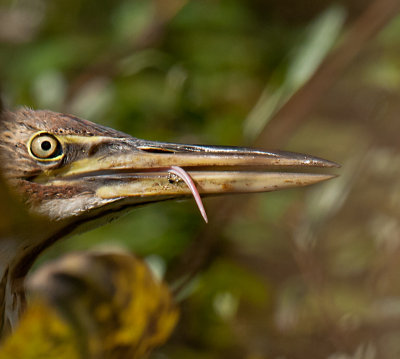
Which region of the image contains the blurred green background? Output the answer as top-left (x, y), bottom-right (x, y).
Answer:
top-left (1, 0), bottom-right (400, 358)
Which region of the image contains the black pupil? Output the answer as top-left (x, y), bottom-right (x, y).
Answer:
top-left (41, 140), bottom-right (52, 151)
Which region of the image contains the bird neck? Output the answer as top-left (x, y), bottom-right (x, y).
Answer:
top-left (0, 222), bottom-right (67, 338)
top-left (0, 200), bottom-right (131, 339)
top-left (0, 235), bottom-right (29, 338)
top-left (0, 254), bottom-right (25, 338)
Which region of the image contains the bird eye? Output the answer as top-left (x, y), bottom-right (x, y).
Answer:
top-left (30, 133), bottom-right (62, 160)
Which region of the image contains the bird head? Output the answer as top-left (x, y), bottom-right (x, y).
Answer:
top-left (0, 107), bottom-right (338, 339)
top-left (0, 108), bottom-right (338, 230)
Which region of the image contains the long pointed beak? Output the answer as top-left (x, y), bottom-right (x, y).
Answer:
top-left (94, 141), bottom-right (338, 193)
top-left (38, 139), bottom-right (339, 221)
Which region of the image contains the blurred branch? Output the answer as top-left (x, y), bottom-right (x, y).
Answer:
top-left (169, 0), bottom-right (400, 294)
top-left (255, 0), bottom-right (400, 148)
top-left (244, 5), bottom-right (346, 142)
top-left (63, 0), bottom-right (187, 109)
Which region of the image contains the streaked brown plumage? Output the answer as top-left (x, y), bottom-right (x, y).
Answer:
top-left (0, 106), bottom-right (338, 338)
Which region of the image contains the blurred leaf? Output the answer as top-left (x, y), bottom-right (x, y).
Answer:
top-left (244, 5), bottom-right (346, 140)
top-left (1, 251), bottom-right (178, 359)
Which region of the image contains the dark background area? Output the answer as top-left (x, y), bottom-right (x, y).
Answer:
top-left (1, 0), bottom-right (400, 358)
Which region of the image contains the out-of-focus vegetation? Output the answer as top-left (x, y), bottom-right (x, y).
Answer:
top-left (1, 0), bottom-right (400, 358)
top-left (1, 251), bottom-right (178, 359)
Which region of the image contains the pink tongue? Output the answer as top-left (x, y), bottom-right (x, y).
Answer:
top-left (168, 166), bottom-right (208, 223)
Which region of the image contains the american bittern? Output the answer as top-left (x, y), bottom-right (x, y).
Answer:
top-left (0, 107), bottom-right (338, 338)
